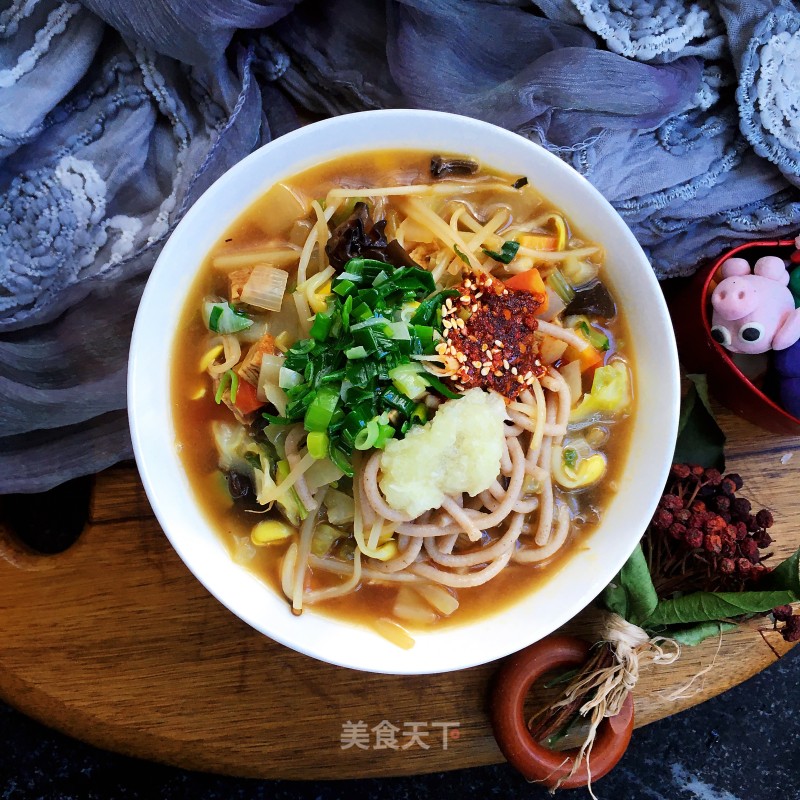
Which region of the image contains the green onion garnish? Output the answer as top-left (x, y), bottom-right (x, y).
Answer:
top-left (453, 244), bottom-right (470, 265)
top-left (307, 431), bottom-right (330, 460)
top-left (577, 321), bottom-right (610, 351)
top-left (482, 241), bottom-right (520, 264)
top-left (304, 385), bottom-right (339, 432)
top-left (215, 369), bottom-right (239, 404)
top-left (263, 256), bottom-right (463, 462)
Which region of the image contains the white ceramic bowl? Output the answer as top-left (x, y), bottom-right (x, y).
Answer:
top-left (128, 110), bottom-right (679, 674)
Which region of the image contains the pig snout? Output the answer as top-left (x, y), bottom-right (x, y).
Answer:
top-left (711, 278), bottom-right (758, 321)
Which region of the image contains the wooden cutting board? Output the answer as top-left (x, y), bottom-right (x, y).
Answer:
top-left (0, 409), bottom-right (796, 780)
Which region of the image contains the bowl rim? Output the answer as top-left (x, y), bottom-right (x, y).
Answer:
top-left (128, 108), bottom-right (680, 674)
top-left (700, 239), bottom-right (800, 425)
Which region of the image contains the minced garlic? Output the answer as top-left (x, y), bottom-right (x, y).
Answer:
top-left (378, 388), bottom-right (507, 518)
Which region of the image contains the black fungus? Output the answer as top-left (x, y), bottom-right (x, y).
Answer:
top-left (326, 202), bottom-right (388, 268)
top-left (226, 471), bottom-right (256, 505)
top-left (384, 239), bottom-right (420, 269)
top-left (512, 176), bottom-right (528, 189)
top-left (563, 279), bottom-right (617, 319)
top-left (325, 202), bottom-right (417, 270)
top-left (430, 155), bottom-right (479, 178)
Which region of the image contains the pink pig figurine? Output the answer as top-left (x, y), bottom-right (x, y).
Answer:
top-left (710, 256), bottom-right (800, 354)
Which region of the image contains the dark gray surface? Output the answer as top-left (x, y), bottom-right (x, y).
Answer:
top-left (1, 645), bottom-right (798, 800)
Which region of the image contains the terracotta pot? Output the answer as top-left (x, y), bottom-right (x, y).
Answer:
top-left (667, 240), bottom-right (800, 435)
top-left (490, 635), bottom-right (634, 788)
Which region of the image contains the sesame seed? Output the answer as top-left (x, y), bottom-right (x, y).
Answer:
top-left (475, 292), bottom-right (483, 299)
top-left (456, 318), bottom-right (466, 329)
top-left (503, 359), bottom-right (510, 369)
top-left (524, 371), bottom-right (533, 380)
top-left (446, 298), bottom-right (454, 309)
top-left (502, 289), bottom-right (509, 295)
top-left (494, 370), bottom-right (503, 377)
top-left (480, 367), bottom-right (490, 376)
top-left (481, 343), bottom-right (488, 352)
top-left (460, 295), bottom-right (470, 303)
top-left (472, 360), bottom-right (482, 368)
top-left (511, 367), bottom-right (518, 375)
top-left (494, 340), bottom-right (503, 348)
top-left (456, 352), bottom-right (467, 362)
top-left (442, 319), bottom-right (452, 329)
top-left (471, 304), bottom-right (478, 312)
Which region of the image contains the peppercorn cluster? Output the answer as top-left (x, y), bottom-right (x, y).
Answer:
top-left (772, 605), bottom-right (800, 643)
top-left (645, 464), bottom-right (774, 594)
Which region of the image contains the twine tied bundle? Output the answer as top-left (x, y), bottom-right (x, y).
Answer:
top-left (536, 612), bottom-right (680, 796)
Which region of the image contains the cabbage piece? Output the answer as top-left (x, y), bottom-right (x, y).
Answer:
top-left (570, 361), bottom-right (631, 422)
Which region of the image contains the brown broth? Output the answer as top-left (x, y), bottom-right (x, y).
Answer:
top-left (171, 149), bottom-right (635, 633)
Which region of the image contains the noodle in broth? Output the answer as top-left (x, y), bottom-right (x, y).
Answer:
top-left (172, 150), bottom-right (633, 645)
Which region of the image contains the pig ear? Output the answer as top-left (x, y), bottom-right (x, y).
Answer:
top-left (754, 256), bottom-right (789, 285)
top-left (720, 257), bottom-right (750, 278)
top-left (773, 309), bottom-right (800, 351)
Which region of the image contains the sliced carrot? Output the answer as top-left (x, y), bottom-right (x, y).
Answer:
top-left (565, 332), bottom-right (603, 373)
top-left (233, 378), bottom-right (265, 415)
top-left (504, 268), bottom-right (549, 312)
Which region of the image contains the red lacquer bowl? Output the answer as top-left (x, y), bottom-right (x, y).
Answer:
top-left (668, 239), bottom-right (800, 435)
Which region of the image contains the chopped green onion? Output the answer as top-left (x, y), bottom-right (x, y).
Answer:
top-left (412, 324), bottom-right (435, 352)
top-left (204, 301), bottom-right (253, 334)
top-left (577, 321), bottom-right (610, 351)
top-left (482, 241), bottom-right (520, 264)
top-left (350, 316), bottom-right (389, 332)
top-left (419, 371), bottom-right (462, 400)
top-left (279, 367), bottom-right (304, 390)
top-left (310, 310), bottom-right (335, 340)
top-left (304, 385), bottom-right (339, 432)
top-left (345, 345), bottom-right (368, 360)
top-left (209, 305), bottom-right (222, 331)
top-left (380, 386), bottom-right (417, 416)
top-left (262, 412), bottom-right (294, 425)
top-left (410, 289), bottom-right (459, 326)
top-left (400, 302), bottom-right (421, 323)
top-left (307, 431), bottom-right (330, 460)
top-left (341, 295), bottom-right (353, 331)
top-left (385, 321), bottom-right (411, 341)
top-left (333, 279), bottom-right (357, 297)
top-left (411, 403), bottom-right (428, 424)
top-left (453, 244), bottom-right (470, 265)
top-left (389, 363), bottom-right (428, 401)
top-left (354, 419), bottom-right (380, 450)
top-left (215, 369), bottom-right (239, 404)
top-left (546, 268), bottom-right (576, 304)
top-left (328, 443), bottom-right (354, 477)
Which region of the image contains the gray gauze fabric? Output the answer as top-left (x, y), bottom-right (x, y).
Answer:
top-left (1, 0), bottom-right (798, 491)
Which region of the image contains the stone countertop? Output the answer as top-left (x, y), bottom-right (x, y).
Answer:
top-left (1, 646), bottom-right (797, 800)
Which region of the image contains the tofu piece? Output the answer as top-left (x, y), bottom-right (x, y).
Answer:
top-left (229, 268), bottom-right (252, 303)
top-left (236, 333), bottom-right (276, 386)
